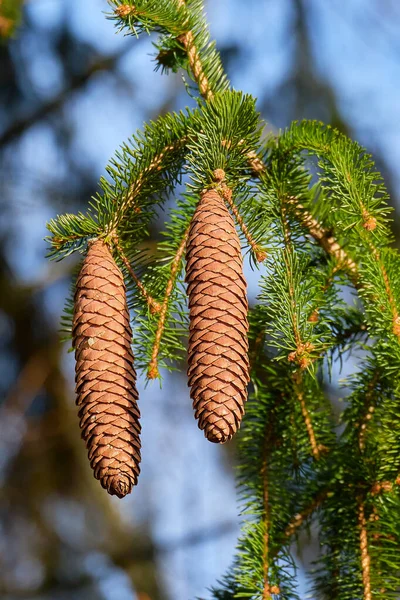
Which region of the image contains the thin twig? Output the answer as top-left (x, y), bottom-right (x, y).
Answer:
top-left (176, 0), bottom-right (213, 101)
top-left (281, 204), bottom-right (315, 369)
top-left (108, 137), bottom-right (188, 233)
top-left (367, 241), bottom-right (400, 339)
top-left (278, 204), bottom-right (323, 457)
top-left (261, 418), bottom-right (272, 599)
top-left (284, 490), bottom-right (328, 538)
top-left (293, 373), bottom-right (322, 460)
top-left (258, 165), bottom-right (399, 346)
top-left (245, 155), bottom-right (359, 283)
top-left (115, 2), bottom-right (214, 99)
top-left (284, 196), bottom-right (359, 284)
top-left (219, 179), bottom-right (267, 262)
top-left (147, 227), bottom-right (190, 379)
top-left (358, 501), bottom-right (372, 600)
top-left (259, 405), bottom-right (282, 597)
top-left (182, 30), bottom-right (213, 101)
top-left (286, 196), bottom-right (400, 343)
top-left (113, 237), bottom-right (161, 314)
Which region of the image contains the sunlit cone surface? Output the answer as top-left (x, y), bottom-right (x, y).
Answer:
top-left (72, 240), bottom-right (141, 497)
top-left (185, 189), bottom-right (250, 443)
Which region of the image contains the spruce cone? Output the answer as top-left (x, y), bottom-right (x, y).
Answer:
top-left (72, 240), bottom-right (141, 498)
top-left (185, 189), bottom-right (250, 443)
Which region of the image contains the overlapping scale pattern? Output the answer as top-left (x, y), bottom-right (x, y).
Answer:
top-left (185, 189), bottom-right (250, 443)
top-left (73, 240), bottom-right (141, 497)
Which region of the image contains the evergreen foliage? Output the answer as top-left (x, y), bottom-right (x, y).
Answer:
top-left (46, 1), bottom-right (400, 597)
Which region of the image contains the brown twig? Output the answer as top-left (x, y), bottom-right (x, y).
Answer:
top-left (284, 196), bottom-right (359, 284)
top-left (358, 501), bottom-right (372, 600)
top-left (176, 0), bottom-right (213, 101)
top-left (286, 196), bottom-right (400, 345)
top-left (108, 137), bottom-right (188, 233)
top-left (367, 241), bottom-right (400, 340)
top-left (222, 139), bottom-right (265, 177)
top-left (244, 155), bottom-right (359, 284)
top-left (147, 227), bottom-right (190, 378)
top-left (278, 204), bottom-right (324, 457)
top-left (113, 237), bottom-right (161, 315)
top-left (293, 373), bottom-right (323, 460)
top-left (115, 1), bottom-right (213, 99)
top-left (257, 161), bottom-right (398, 348)
top-left (284, 490), bottom-right (328, 538)
top-left (181, 30), bottom-right (213, 101)
top-left (280, 204), bottom-right (315, 369)
top-left (261, 417), bottom-right (272, 598)
top-left (212, 169), bottom-right (266, 261)
top-left (219, 179), bottom-right (267, 262)
top-left (259, 406), bottom-right (283, 597)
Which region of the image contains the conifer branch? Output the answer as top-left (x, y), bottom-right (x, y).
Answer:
top-left (284, 490), bottom-right (328, 538)
top-left (308, 264), bottom-right (340, 324)
top-left (219, 179), bottom-right (267, 262)
top-left (358, 501), bottom-right (372, 600)
top-left (293, 373), bottom-right (322, 460)
top-left (288, 193), bottom-right (400, 345)
top-left (357, 371), bottom-right (380, 453)
top-left (248, 153), bottom-right (360, 282)
top-left (178, 22), bottom-right (213, 100)
top-left (367, 241), bottom-right (400, 339)
top-left (281, 204), bottom-right (315, 369)
top-left (147, 226), bottom-right (189, 379)
top-left (112, 237), bottom-right (162, 314)
top-left (174, 0), bottom-right (217, 101)
top-left (114, 0), bottom-right (228, 100)
top-left (284, 195), bottom-right (359, 283)
top-left (108, 136), bottom-right (188, 233)
top-left (45, 4), bottom-right (400, 594)
top-left (261, 424), bottom-right (271, 599)
top-left (213, 169), bottom-right (267, 261)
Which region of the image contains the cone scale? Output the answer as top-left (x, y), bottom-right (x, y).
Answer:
top-left (185, 189), bottom-right (250, 443)
top-left (72, 240), bottom-right (141, 497)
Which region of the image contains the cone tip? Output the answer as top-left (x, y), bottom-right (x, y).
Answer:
top-left (107, 474), bottom-right (134, 498)
top-left (205, 426), bottom-right (232, 444)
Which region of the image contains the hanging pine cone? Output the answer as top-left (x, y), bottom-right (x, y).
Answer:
top-left (72, 240), bottom-right (141, 498)
top-left (185, 189), bottom-right (250, 443)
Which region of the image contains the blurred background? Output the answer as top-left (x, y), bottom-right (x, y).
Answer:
top-left (1, 0), bottom-right (400, 598)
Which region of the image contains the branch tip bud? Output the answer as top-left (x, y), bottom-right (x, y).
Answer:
top-left (115, 4), bottom-right (136, 18)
